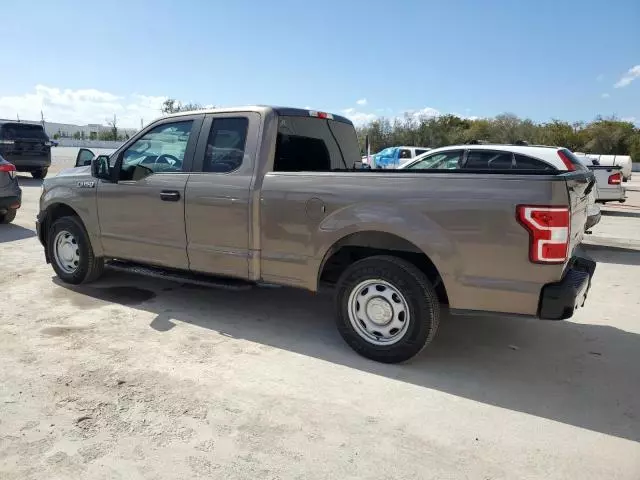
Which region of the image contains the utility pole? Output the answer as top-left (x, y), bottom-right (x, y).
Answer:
top-left (16, 113), bottom-right (20, 122)
top-left (41, 110), bottom-right (45, 127)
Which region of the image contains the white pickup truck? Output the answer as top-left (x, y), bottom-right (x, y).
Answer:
top-left (575, 156), bottom-right (626, 205)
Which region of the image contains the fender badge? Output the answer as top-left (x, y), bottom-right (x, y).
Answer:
top-left (77, 181), bottom-right (96, 188)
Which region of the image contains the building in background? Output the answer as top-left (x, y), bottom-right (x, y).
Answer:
top-left (0, 118), bottom-right (138, 140)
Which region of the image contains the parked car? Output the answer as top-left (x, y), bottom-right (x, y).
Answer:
top-left (573, 155), bottom-right (626, 204)
top-left (364, 146), bottom-right (431, 168)
top-left (37, 107), bottom-right (596, 363)
top-left (574, 153), bottom-right (632, 182)
top-left (399, 144), bottom-right (601, 231)
top-left (0, 122), bottom-right (52, 179)
top-left (0, 155), bottom-right (21, 224)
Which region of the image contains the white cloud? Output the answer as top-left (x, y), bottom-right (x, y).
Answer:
top-left (356, 98), bottom-right (368, 106)
top-left (342, 105), bottom-right (476, 125)
top-left (342, 108), bottom-right (377, 125)
top-left (601, 93), bottom-right (610, 98)
top-left (621, 116), bottom-right (637, 124)
top-left (0, 85), bottom-right (171, 128)
top-left (614, 65), bottom-right (640, 88)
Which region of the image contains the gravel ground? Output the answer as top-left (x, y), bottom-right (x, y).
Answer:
top-left (1, 150), bottom-right (639, 479)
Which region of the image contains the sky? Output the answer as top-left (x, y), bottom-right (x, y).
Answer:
top-left (0, 0), bottom-right (638, 128)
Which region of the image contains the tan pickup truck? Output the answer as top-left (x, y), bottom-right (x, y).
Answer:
top-left (37, 106), bottom-right (596, 363)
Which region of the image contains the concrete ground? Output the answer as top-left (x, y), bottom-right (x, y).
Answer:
top-left (1, 150), bottom-right (639, 479)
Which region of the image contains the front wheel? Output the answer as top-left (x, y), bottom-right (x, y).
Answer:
top-left (335, 255), bottom-right (440, 363)
top-left (48, 216), bottom-right (104, 284)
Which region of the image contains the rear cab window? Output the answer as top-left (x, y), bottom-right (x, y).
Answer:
top-left (274, 114), bottom-right (360, 171)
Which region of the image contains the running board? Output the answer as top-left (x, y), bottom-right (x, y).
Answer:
top-left (106, 260), bottom-right (254, 291)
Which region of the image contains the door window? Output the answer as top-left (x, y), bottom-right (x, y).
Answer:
top-left (513, 154), bottom-right (555, 170)
top-left (203, 117), bottom-right (249, 172)
top-left (406, 150), bottom-right (463, 170)
top-left (399, 149), bottom-right (412, 159)
top-left (119, 121), bottom-right (193, 181)
top-left (464, 150), bottom-right (513, 169)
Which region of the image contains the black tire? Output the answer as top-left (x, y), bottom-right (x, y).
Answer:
top-left (32, 168), bottom-right (48, 179)
top-left (48, 216), bottom-right (104, 284)
top-left (335, 255), bottom-right (440, 363)
top-left (0, 209), bottom-right (17, 224)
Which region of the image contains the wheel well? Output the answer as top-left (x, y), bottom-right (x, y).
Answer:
top-left (42, 203), bottom-right (80, 241)
top-left (319, 231), bottom-right (449, 305)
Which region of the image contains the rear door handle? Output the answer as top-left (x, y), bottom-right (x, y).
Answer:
top-left (160, 190), bottom-right (181, 202)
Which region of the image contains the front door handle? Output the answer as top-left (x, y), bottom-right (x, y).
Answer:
top-left (160, 190), bottom-right (181, 202)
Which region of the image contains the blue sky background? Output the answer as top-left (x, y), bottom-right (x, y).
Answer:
top-left (0, 0), bottom-right (638, 127)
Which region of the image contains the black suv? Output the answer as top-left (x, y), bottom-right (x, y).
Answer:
top-left (0, 122), bottom-right (51, 179)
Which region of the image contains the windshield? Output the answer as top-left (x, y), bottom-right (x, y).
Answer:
top-left (377, 147), bottom-right (397, 157)
top-left (0, 123), bottom-right (48, 141)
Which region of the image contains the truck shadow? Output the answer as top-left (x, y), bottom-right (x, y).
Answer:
top-left (0, 223), bottom-right (36, 243)
top-left (53, 268), bottom-right (640, 443)
top-left (583, 245), bottom-right (640, 266)
top-left (601, 209), bottom-right (640, 218)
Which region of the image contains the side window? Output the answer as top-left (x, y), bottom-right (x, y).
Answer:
top-left (414, 149), bottom-right (429, 156)
top-left (274, 116), bottom-right (344, 171)
top-left (120, 121), bottom-right (193, 181)
top-left (514, 154), bottom-right (555, 170)
top-left (464, 150), bottom-right (513, 169)
top-left (407, 151), bottom-right (462, 170)
top-left (203, 117), bottom-right (248, 173)
top-left (399, 149), bottom-right (412, 159)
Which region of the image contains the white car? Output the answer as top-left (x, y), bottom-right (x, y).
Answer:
top-left (399, 143), bottom-right (601, 230)
top-left (573, 155), bottom-right (626, 204)
top-left (574, 153), bottom-right (632, 182)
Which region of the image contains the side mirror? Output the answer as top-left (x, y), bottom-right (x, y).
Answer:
top-left (91, 155), bottom-right (112, 181)
top-left (75, 148), bottom-right (95, 167)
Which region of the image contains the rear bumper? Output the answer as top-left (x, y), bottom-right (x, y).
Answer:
top-left (595, 186), bottom-right (626, 202)
top-left (0, 193), bottom-right (21, 212)
top-left (3, 155), bottom-right (51, 170)
top-left (538, 253), bottom-right (596, 320)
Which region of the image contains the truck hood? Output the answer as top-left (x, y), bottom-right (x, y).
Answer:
top-left (42, 165), bottom-right (93, 192)
top-left (56, 165), bottom-right (92, 178)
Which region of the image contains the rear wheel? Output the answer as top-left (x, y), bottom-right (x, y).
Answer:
top-left (0, 209), bottom-right (17, 224)
top-left (48, 216), bottom-right (104, 284)
top-left (335, 255), bottom-right (440, 363)
top-left (32, 168), bottom-right (48, 179)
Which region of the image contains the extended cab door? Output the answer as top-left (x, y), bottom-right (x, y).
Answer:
top-left (184, 112), bottom-right (261, 279)
top-left (96, 115), bottom-right (203, 269)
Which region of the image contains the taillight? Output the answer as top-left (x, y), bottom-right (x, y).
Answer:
top-left (608, 172), bottom-right (621, 185)
top-left (517, 206), bottom-right (570, 264)
top-left (309, 110), bottom-right (334, 120)
top-left (0, 163), bottom-right (16, 178)
top-left (0, 139), bottom-right (15, 145)
top-left (557, 150), bottom-right (576, 171)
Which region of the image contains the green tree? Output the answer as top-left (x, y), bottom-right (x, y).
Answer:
top-left (161, 98), bottom-right (208, 115)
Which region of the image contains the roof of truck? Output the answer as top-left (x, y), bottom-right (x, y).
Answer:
top-left (164, 106), bottom-right (354, 125)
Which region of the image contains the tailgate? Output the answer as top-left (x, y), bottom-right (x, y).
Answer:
top-left (564, 171), bottom-right (595, 254)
